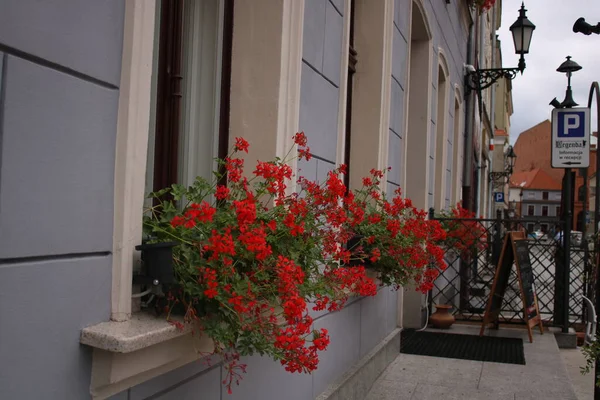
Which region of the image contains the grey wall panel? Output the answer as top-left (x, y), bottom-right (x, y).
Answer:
top-left (154, 366), bottom-right (221, 400)
top-left (330, 0), bottom-right (344, 15)
top-left (225, 354), bottom-right (313, 400)
top-left (392, 27), bottom-right (408, 84)
top-left (387, 131), bottom-right (402, 185)
top-left (359, 289), bottom-right (389, 358)
top-left (431, 48), bottom-right (439, 91)
top-left (130, 357), bottom-right (218, 400)
top-left (108, 391), bottom-right (129, 400)
top-left (312, 300), bottom-right (361, 398)
top-left (431, 85), bottom-right (438, 125)
top-left (0, 255), bottom-right (111, 399)
top-left (316, 158), bottom-right (336, 183)
top-left (302, 0), bottom-right (327, 71)
top-left (299, 63), bottom-right (339, 163)
top-left (298, 158), bottom-right (318, 182)
top-left (389, 79), bottom-right (404, 136)
top-left (386, 288), bottom-right (399, 332)
top-left (322, 1), bottom-right (343, 87)
top-left (394, 0), bottom-right (411, 37)
top-left (0, 56), bottom-right (117, 258)
top-left (429, 123), bottom-right (436, 160)
top-left (0, 0), bottom-right (125, 86)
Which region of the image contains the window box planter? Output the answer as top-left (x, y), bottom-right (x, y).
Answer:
top-left (345, 234), bottom-right (373, 268)
top-left (135, 241), bottom-right (178, 286)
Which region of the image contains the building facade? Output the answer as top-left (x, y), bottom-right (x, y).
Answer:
top-left (0, 0), bottom-right (503, 399)
top-left (509, 169), bottom-right (562, 233)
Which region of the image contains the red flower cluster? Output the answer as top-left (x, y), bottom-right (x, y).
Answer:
top-left (342, 171), bottom-right (448, 292)
top-left (470, 0), bottom-right (496, 12)
top-left (144, 134), bottom-right (451, 393)
top-left (437, 203), bottom-right (488, 255)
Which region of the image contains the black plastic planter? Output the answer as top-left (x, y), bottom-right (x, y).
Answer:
top-left (135, 241), bottom-right (178, 285)
top-left (345, 234), bottom-right (373, 267)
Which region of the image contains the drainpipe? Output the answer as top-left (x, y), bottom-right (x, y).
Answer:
top-left (488, 5), bottom-right (498, 219)
top-left (463, 16), bottom-right (476, 210)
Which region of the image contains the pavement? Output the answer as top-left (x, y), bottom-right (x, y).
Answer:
top-left (365, 324), bottom-right (583, 400)
top-left (560, 346), bottom-right (594, 400)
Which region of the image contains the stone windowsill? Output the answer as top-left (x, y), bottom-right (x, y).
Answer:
top-left (80, 313), bottom-right (214, 399)
top-left (80, 312), bottom-right (192, 353)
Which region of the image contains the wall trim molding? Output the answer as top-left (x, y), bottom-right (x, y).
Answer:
top-left (111, 0), bottom-right (157, 321)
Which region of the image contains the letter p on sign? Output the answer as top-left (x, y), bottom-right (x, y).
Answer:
top-left (557, 109), bottom-right (587, 138)
top-left (564, 115), bottom-right (580, 135)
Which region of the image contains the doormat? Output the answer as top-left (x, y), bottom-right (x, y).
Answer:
top-left (400, 330), bottom-right (525, 365)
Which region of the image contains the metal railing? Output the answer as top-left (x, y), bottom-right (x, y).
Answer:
top-left (429, 212), bottom-right (596, 328)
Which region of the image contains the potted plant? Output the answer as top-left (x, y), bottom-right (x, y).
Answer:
top-left (143, 133), bottom-right (381, 392)
top-left (340, 169), bottom-right (448, 292)
top-left (468, 0), bottom-right (496, 13)
top-left (435, 203), bottom-right (488, 256)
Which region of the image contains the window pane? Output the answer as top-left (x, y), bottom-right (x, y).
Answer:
top-left (178, 0), bottom-right (224, 187)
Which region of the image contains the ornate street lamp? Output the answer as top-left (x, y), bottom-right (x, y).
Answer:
top-left (465, 2), bottom-right (536, 95)
top-left (489, 145), bottom-right (517, 185)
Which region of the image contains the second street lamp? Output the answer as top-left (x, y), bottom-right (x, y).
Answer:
top-left (489, 145), bottom-right (517, 186)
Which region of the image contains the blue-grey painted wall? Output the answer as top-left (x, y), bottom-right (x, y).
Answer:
top-left (388, 0), bottom-right (468, 209)
top-left (0, 0), bottom-right (469, 399)
top-left (0, 1), bottom-right (124, 398)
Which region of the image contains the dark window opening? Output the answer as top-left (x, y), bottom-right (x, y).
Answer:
top-left (152, 0), bottom-right (234, 193)
top-left (344, 0), bottom-right (357, 190)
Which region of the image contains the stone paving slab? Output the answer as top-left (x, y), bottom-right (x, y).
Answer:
top-left (560, 347), bottom-right (594, 400)
top-left (365, 325), bottom-right (578, 400)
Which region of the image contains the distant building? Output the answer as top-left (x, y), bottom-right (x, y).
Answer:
top-left (509, 169), bottom-right (562, 233)
top-left (512, 120), bottom-right (597, 232)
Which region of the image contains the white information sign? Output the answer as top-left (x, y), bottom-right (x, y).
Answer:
top-left (551, 107), bottom-right (591, 168)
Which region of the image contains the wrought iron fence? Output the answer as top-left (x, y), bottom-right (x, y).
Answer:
top-left (429, 212), bottom-right (597, 328)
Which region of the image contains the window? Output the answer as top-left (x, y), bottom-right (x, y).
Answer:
top-left (528, 205), bottom-right (535, 216)
top-left (404, 0), bottom-right (432, 209)
top-left (527, 223), bottom-right (534, 232)
top-left (343, 0), bottom-right (356, 189)
top-left (556, 206), bottom-right (561, 216)
top-left (146, 0), bottom-right (233, 196)
top-left (541, 224), bottom-right (548, 233)
top-left (434, 52), bottom-right (449, 210)
top-left (542, 205), bottom-right (548, 216)
top-left (452, 92), bottom-right (463, 205)
top-left (542, 191), bottom-right (549, 200)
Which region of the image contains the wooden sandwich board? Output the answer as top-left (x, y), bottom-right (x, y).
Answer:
top-left (480, 231), bottom-right (543, 343)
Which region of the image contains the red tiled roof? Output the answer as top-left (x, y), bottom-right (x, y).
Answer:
top-left (495, 129), bottom-right (508, 137)
top-left (509, 168), bottom-right (561, 190)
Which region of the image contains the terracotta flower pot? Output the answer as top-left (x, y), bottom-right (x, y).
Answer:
top-left (429, 304), bottom-right (455, 329)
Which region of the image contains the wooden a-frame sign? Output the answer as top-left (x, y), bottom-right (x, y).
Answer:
top-left (480, 231), bottom-right (543, 342)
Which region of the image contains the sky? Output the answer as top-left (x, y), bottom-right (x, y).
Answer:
top-left (498, 0), bottom-right (600, 145)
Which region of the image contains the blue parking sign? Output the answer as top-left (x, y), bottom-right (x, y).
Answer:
top-left (557, 110), bottom-right (587, 138)
top-left (494, 192), bottom-right (504, 203)
top-left (551, 108), bottom-right (590, 168)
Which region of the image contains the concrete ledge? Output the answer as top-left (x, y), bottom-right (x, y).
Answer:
top-left (80, 312), bottom-right (194, 353)
top-left (316, 328), bottom-right (401, 400)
